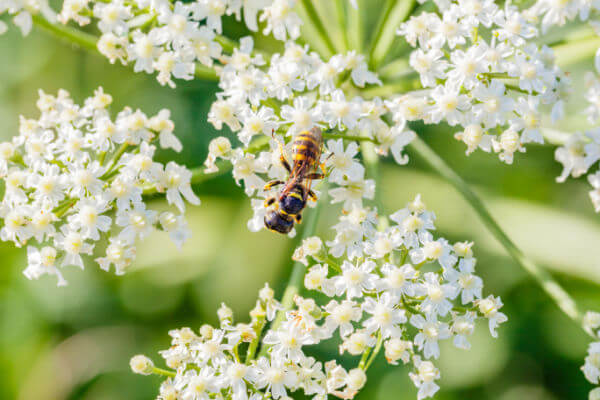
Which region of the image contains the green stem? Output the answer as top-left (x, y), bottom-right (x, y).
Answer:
top-left (360, 79), bottom-right (422, 98)
top-left (151, 367), bottom-right (176, 378)
top-left (378, 58), bottom-right (414, 81)
top-left (194, 65), bottom-right (219, 81)
top-left (364, 332), bottom-right (383, 370)
top-left (32, 14), bottom-right (97, 51)
top-left (408, 136), bottom-right (592, 337)
top-left (32, 14), bottom-right (218, 81)
top-left (358, 345), bottom-right (372, 369)
top-left (143, 137), bottom-right (270, 195)
top-left (215, 35), bottom-right (237, 54)
top-left (101, 143), bottom-right (129, 179)
top-left (368, 0), bottom-right (417, 70)
top-left (346, 0), bottom-right (363, 52)
top-left (334, 0), bottom-right (348, 53)
top-left (505, 83), bottom-right (538, 96)
top-left (360, 140), bottom-right (384, 217)
top-left (552, 36), bottom-right (600, 68)
top-left (245, 318), bottom-right (266, 363)
top-left (298, 0), bottom-right (337, 57)
top-left (323, 132), bottom-right (378, 143)
top-left (258, 184), bottom-right (327, 356)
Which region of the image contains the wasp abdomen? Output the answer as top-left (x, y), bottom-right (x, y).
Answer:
top-left (293, 128), bottom-right (322, 165)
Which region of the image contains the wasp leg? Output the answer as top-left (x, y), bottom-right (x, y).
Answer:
top-left (264, 180), bottom-right (285, 191)
top-left (319, 153), bottom-right (333, 174)
top-left (264, 196), bottom-right (277, 208)
top-left (280, 152), bottom-right (292, 174)
top-left (320, 162), bottom-right (328, 175)
top-left (295, 213), bottom-right (302, 224)
top-left (305, 173), bottom-right (325, 180)
top-left (272, 131), bottom-right (292, 173)
top-left (307, 190), bottom-right (318, 202)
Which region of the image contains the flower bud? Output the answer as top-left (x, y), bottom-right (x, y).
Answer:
top-left (130, 354), bottom-right (154, 375)
top-left (385, 338), bottom-right (412, 365)
top-left (259, 283), bottom-right (275, 302)
top-left (250, 301), bottom-right (266, 321)
top-left (345, 368), bottom-right (367, 391)
top-left (584, 311), bottom-right (600, 336)
top-left (199, 324), bottom-right (214, 340)
top-left (217, 303), bottom-right (233, 323)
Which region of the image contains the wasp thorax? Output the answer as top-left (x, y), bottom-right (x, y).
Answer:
top-left (280, 193), bottom-right (305, 215)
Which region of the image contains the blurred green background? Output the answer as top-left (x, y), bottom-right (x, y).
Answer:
top-left (1, 6), bottom-right (600, 399)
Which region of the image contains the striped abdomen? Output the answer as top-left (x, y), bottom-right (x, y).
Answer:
top-left (292, 127), bottom-right (322, 168)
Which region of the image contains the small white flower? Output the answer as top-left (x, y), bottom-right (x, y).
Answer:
top-left (475, 295), bottom-right (508, 338)
top-left (411, 313), bottom-right (451, 359)
top-left (331, 260), bottom-right (379, 299)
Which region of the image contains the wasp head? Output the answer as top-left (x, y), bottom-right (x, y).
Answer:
top-left (264, 210), bottom-right (294, 234)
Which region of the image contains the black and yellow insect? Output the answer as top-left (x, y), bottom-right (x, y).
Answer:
top-left (264, 127), bottom-right (325, 234)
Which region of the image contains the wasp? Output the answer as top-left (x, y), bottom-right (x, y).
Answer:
top-left (263, 127), bottom-right (325, 234)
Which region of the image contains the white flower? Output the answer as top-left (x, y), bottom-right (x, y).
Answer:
top-left (116, 203), bottom-right (158, 243)
top-left (451, 312), bottom-right (476, 350)
top-left (322, 90), bottom-right (361, 131)
top-left (582, 342), bottom-right (600, 384)
top-left (158, 162), bottom-right (201, 213)
top-left (411, 313), bottom-right (451, 359)
top-left (304, 264), bottom-right (334, 295)
top-left (95, 238), bottom-right (136, 275)
top-left (293, 236), bottom-right (323, 266)
top-left (445, 258), bottom-right (483, 304)
top-left (410, 237), bottom-right (457, 270)
top-left (182, 368), bottom-right (220, 400)
top-left (409, 356), bottom-right (440, 400)
top-left (323, 299), bottom-right (362, 338)
top-left (476, 295), bottom-right (508, 338)
top-left (380, 263), bottom-right (416, 297)
top-left (362, 292), bottom-right (407, 338)
top-left (454, 124), bottom-right (492, 155)
top-left (341, 330), bottom-right (377, 355)
top-left (429, 82), bottom-right (470, 126)
top-left (262, 322), bottom-right (313, 362)
top-left (331, 260), bottom-right (379, 299)
top-left (259, 283), bottom-right (283, 321)
top-left (259, 0), bottom-right (302, 41)
top-left (252, 357), bottom-right (297, 399)
top-left (23, 246), bottom-right (66, 287)
top-left (325, 139), bottom-right (364, 185)
top-left (68, 198), bottom-right (111, 240)
top-left (555, 133), bottom-right (588, 182)
top-left (159, 211), bottom-right (191, 249)
top-left (328, 177), bottom-right (375, 210)
top-left (54, 226), bottom-right (94, 268)
top-left (415, 272), bottom-right (458, 317)
top-left (409, 49), bottom-right (447, 88)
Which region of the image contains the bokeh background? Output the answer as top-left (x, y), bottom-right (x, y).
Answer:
top-left (1, 3), bottom-right (600, 399)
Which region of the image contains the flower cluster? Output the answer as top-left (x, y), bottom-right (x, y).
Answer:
top-left (582, 312), bottom-right (600, 399)
top-left (395, 0), bottom-right (568, 164)
top-left (0, 0), bottom-right (55, 35)
top-left (204, 39), bottom-right (416, 234)
top-left (526, 0), bottom-right (600, 33)
top-left (293, 195), bottom-right (506, 399)
top-left (0, 0), bottom-right (303, 87)
top-left (0, 88), bottom-right (199, 286)
top-left (554, 72), bottom-right (600, 212)
top-left (134, 195), bottom-right (506, 400)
